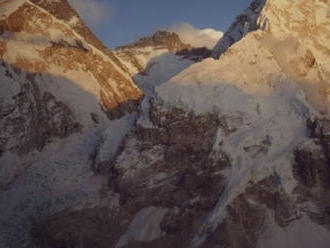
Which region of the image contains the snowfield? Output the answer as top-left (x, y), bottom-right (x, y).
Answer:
top-left (155, 31), bottom-right (324, 245)
top-left (1, 0), bottom-right (330, 247)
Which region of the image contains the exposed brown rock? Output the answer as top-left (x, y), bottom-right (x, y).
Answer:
top-left (40, 42), bottom-right (142, 111)
top-left (116, 31), bottom-right (191, 53)
top-left (0, 3), bottom-right (74, 36)
top-left (30, 0), bottom-right (128, 73)
top-left (0, 0), bottom-right (143, 114)
top-left (0, 41), bottom-right (6, 56)
top-left (0, 0), bottom-right (143, 195)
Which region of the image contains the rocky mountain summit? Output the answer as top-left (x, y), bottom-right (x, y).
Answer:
top-left (0, 0), bottom-right (141, 246)
top-left (212, 0), bottom-right (330, 112)
top-left (0, 0), bottom-right (330, 247)
top-left (0, 0), bottom-right (142, 180)
top-left (115, 30), bottom-right (212, 76)
top-left (117, 30), bottom-right (192, 53)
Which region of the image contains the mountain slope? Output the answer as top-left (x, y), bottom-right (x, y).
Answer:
top-left (30, 0), bottom-right (128, 72)
top-left (212, 0), bottom-right (330, 112)
top-left (0, 0), bottom-right (142, 185)
top-left (1, 0), bottom-right (330, 247)
top-left (114, 30), bottom-right (211, 76)
top-left (31, 0), bottom-right (330, 247)
top-left (150, 0), bottom-right (330, 246)
top-left (0, 0), bottom-right (142, 246)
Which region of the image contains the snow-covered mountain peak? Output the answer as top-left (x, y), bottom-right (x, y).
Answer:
top-left (145, 1), bottom-right (330, 246)
top-left (115, 30), bottom-right (212, 76)
top-left (213, 0), bottom-right (330, 61)
top-left (0, 0), bottom-right (141, 189)
top-left (0, 0), bottom-right (75, 24)
top-left (0, 0), bottom-right (141, 109)
top-left (258, 0), bottom-right (330, 80)
top-left (211, 0), bottom-right (266, 58)
top-left (1, 0), bottom-right (330, 247)
top-left (116, 30), bottom-right (191, 52)
top-left (26, 0), bottom-right (128, 72)
top-left (0, 0), bottom-right (143, 245)
top-left (211, 0), bottom-right (330, 113)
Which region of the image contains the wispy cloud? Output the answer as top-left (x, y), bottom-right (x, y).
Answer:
top-left (166, 23), bottom-right (223, 49)
top-left (68, 0), bottom-right (112, 27)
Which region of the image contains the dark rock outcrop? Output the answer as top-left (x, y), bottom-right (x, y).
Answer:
top-left (116, 31), bottom-right (192, 53)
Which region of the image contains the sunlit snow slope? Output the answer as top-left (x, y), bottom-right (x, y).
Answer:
top-left (0, 0), bottom-right (141, 246)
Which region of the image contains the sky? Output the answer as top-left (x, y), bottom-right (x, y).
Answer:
top-left (68, 0), bottom-right (253, 49)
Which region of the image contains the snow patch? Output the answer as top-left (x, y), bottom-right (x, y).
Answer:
top-left (154, 32), bottom-right (318, 246)
top-left (134, 53), bottom-right (193, 127)
top-left (116, 207), bottom-right (168, 247)
top-left (96, 113), bottom-right (137, 163)
top-left (258, 214), bottom-right (330, 248)
top-left (67, 15), bottom-right (80, 27)
top-left (0, 0), bottom-right (27, 20)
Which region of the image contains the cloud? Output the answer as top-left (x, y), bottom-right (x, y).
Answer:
top-left (68, 0), bottom-right (112, 27)
top-left (166, 23), bottom-right (223, 49)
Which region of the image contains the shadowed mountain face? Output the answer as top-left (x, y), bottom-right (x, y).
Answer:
top-left (1, 0), bottom-right (330, 248)
top-left (0, 0), bottom-right (143, 164)
top-left (0, 1), bottom-right (142, 246)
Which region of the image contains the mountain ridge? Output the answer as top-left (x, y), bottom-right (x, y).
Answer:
top-left (1, 0), bottom-right (330, 247)
top-left (0, 1), bottom-right (142, 245)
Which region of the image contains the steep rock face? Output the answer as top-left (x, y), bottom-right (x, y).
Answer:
top-left (29, 0), bottom-right (128, 73)
top-left (0, 0), bottom-right (141, 246)
top-left (213, 0), bottom-right (330, 65)
top-left (1, 0), bottom-right (330, 248)
top-left (0, 0), bottom-right (142, 189)
top-left (0, 68), bottom-right (82, 156)
top-left (212, 0), bottom-right (267, 58)
top-left (0, 0), bottom-right (142, 111)
top-left (144, 0), bottom-right (330, 247)
top-left (33, 95), bottom-right (330, 248)
top-left (115, 31), bottom-right (190, 74)
top-left (117, 31), bottom-right (191, 53)
top-left (0, 0), bottom-right (142, 161)
top-left (114, 30), bottom-right (197, 135)
top-left (154, 63), bottom-right (325, 247)
top-left (213, 0), bottom-right (330, 112)
top-left (31, 102), bottom-right (230, 248)
top-left (25, 29), bottom-right (217, 248)
top-left (27, 0), bottom-right (330, 247)
top-left (115, 30), bottom-right (211, 76)
top-left (258, 0), bottom-right (330, 113)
